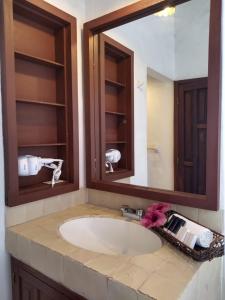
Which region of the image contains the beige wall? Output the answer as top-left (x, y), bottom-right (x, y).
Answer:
top-left (88, 189), bottom-right (224, 234)
top-left (147, 75), bottom-right (174, 190)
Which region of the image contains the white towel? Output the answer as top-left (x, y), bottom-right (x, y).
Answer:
top-left (174, 214), bottom-right (213, 248)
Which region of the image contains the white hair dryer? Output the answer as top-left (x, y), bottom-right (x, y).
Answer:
top-left (18, 155), bottom-right (63, 187)
top-left (105, 149), bottom-right (121, 173)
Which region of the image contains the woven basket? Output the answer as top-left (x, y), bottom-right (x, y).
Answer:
top-left (152, 210), bottom-right (224, 262)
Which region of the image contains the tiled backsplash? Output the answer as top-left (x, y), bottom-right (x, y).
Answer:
top-left (6, 187), bottom-right (224, 235)
top-left (5, 188), bottom-right (87, 227)
top-left (88, 189), bottom-right (225, 234)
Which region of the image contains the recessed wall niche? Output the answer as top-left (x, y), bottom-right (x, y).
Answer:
top-left (0, 0), bottom-right (79, 206)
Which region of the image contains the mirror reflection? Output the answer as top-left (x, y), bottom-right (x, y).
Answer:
top-left (102, 0), bottom-right (210, 195)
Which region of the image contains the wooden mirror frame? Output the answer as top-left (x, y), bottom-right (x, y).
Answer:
top-left (84, 0), bottom-right (221, 210)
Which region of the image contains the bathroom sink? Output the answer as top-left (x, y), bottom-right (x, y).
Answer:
top-left (59, 217), bottom-right (162, 255)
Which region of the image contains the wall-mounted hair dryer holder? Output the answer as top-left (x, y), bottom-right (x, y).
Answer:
top-left (18, 155), bottom-right (63, 187)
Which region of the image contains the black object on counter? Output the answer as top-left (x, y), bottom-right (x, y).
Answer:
top-left (173, 218), bottom-right (186, 234)
top-left (164, 215), bottom-right (176, 229)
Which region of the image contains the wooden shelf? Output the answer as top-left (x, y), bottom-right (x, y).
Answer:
top-left (105, 111), bottom-right (126, 116)
top-left (18, 143), bottom-right (66, 148)
top-left (19, 181), bottom-right (69, 194)
top-left (106, 141), bottom-right (127, 144)
top-left (15, 51), bottom-right (64, 68)
top-left (16, 98), bottom-right (65, 107)
top-left (107, 168), bottom-right (129, 174)
top-left (105, 78), bottom-right (125, 88)
top-left (105, 168), bottom-right (134, 181)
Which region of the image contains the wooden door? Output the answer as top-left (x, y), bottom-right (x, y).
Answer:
top-left (11, 258), bottom-right (86, 300)
top-left (174, 78), bottom-right (208, 195)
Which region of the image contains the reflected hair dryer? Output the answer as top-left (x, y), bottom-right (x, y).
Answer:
top-left (105, 149), bottom-right (121, 173)
top-left (18, 155), bottom-right (63, 187)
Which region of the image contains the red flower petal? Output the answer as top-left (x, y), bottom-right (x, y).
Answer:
top-left (141, 210), bottom-right (167, 228)
top-left (147, 202), bottom-right (171, 213)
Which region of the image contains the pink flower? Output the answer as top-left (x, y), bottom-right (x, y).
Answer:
top-left (147, 202), bottom-right (171, 214)
top-left (141, 210), bottom-right (167, 228)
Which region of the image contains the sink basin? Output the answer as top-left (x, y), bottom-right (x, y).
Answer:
top-left (59, 217), bottom-right (162, 256)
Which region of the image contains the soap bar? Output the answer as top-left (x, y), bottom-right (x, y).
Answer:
top-left (183, 232), bottom-right (198, 249)
top-left (176, 227), bottom-right (188, 242)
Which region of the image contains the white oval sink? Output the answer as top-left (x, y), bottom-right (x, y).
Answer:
top-left (59, 217), bottom-right (162, 256)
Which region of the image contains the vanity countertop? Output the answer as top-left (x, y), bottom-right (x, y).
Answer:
top-left (6, 204), bottom-right (219, 300)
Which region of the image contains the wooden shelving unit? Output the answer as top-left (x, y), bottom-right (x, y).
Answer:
top-left (99, 34), bottom-right (134, 180)
top-left (14, 51), bottom-right (65, 68)
top-left (18, 143), bottom-right (67, 148)
top-left (1, 0), bottom-right (79, 206)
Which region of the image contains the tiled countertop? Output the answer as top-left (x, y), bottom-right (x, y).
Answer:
top-left (6, 204), bottom-right (219, 300)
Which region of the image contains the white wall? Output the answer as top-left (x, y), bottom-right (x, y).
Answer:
top-left (102, 0), bottom-right (210, 82)
top-left (175, 0), bottom-right (210, 80)
top-left (0, 66), bottom-right (11, 300)
top-left (147, 75), bottom-right (174, 190)
top-left (85, 0), bottom-right (139, 21)
top-left (107, 14), bottom-right (175, 80)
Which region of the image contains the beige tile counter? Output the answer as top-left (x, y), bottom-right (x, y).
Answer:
top-left (6, 204), bottom-right (222, 300)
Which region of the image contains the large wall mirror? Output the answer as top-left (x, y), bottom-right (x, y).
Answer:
top-left (84, 0), bottom-right (221, 210)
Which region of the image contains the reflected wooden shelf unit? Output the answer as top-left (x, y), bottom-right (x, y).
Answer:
top-left (99, 34), bottom-right (134, 181)
top-left (105, 78), bottom-right (126, 88)
top-left (105, 111), bottom-right (126, 116)
top-left (1, 0), bottom-right (79, 206)
top-left (106, 141), bottom-right (127, 144)
top-left (16, 98), bottom-right (66, 107)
